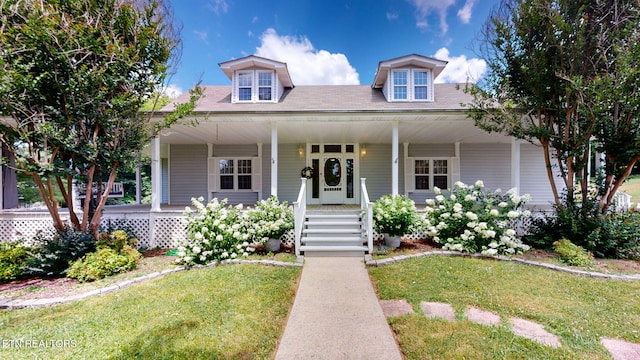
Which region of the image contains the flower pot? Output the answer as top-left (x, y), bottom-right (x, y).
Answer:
top-left (267, 238), bottom-right (281, 252)
top-left (384, 234), bottom-right (401, 248)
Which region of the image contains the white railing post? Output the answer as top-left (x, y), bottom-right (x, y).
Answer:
top-left (293, 178), bottom-right (307, 256)
top-left (360, 178), bottom-right (374, 254)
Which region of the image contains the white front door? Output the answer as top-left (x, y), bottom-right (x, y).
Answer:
top-left (321, 156), bottom-right (344, 204)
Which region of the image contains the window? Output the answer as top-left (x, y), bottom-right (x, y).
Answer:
top-left (393, 71), bottom-right (408, 100)
top-left (390, 69), bottom-right (432, 101)
top-left (234, 70), bottom-right (275, 103)
top-left (237, 72), bottom-right (253, 101)
top-left (413, 70), bottom-right (428, 100)
top-left (219, 158), bottom-right (252, 191)
top-left (414, 159), bottom-right (448, 190)
top-left (258, 72), bottom-right (272, 101)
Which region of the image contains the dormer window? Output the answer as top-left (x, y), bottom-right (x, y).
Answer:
top-left (234, 70), bottom-right (275, 102)
top-left (390, 69), bottom-right (432, 101)
top-left (372, 54), bottom-right (447, 103)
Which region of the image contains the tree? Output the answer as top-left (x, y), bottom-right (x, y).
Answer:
top-left (0, 0), bottom-right (201, 236)
top-left (467, 0), bottom-right (640, 212)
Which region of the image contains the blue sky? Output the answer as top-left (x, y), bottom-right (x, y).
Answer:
top-left (166, 0), bottom-right (498, 96)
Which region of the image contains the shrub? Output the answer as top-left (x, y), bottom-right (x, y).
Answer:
top-left (67, 246), bottom-right (141, 282)
top-left (553, 239), bottom-right (595, 267)
top-left (526, 192), bottom-right (640, 258)
top-left (175, 197), bottom-right (254, 267)
top-left (372, 194), bottom-right (420, 236)
top-left (244, 196), bottom-right (294, 244)
top-left (423, 180), bottom-right (531, 256)
top-left (26, 226), bottom-right (96, 276)
top-left (97, 229), bottom-right (137, 252)
top-left (0, 242), bottom-right (31, 282)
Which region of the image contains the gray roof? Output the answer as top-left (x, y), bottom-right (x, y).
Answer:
top-left (162, 83), bottom-right (473, 113)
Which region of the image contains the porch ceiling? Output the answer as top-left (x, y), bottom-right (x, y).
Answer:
top-left (157, 113), bottom-right (513, 145)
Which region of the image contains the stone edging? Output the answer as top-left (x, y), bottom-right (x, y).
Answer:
top-left (365, 251), bottom-right (640, 280)
top-left (0, 257), bottom-right (304, 309)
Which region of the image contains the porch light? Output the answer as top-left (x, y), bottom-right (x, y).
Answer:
top-left (360, 144), bottom-right (367, 156)
top-left (298, 145), bottom-right (304, 157)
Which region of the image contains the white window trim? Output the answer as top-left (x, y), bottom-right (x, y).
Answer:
top-left (389, 68), bottom-right (433, 102)
top-left (410, 157), bottom-right (450, 192)
top-left (211, 157), bottom-right (256, 192)
top-left (233, 70), bottom-right (276, 103)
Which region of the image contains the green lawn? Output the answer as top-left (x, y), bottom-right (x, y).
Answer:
top-left (369, 256), bottom-right (640, 360)
top-left (620, 175), bottom-right (640, 206)
top-left (0, 265), bottom-right (300, 359)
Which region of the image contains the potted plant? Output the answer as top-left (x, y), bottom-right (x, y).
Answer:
top-left (245, 196), bottom-right (294, 251)
top-left (372, 194), bottom-right (419, 248)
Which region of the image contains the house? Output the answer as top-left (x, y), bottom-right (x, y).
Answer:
top-left (150, 54), bottom-right (554, 210)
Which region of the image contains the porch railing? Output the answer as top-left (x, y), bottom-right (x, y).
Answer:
top-left (360, 178), bottom-right (373, 254)
top-left (293, 178), bottom-right (307, 256)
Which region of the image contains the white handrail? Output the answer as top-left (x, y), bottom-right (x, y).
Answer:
top-left (293, 178), bottom-right (307, 256)
top-left (360, 178), bottom-right (373, 254)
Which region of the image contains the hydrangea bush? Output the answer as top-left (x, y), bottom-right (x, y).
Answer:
top-left (372, 194), bottom-right (420, 237)
top-left (244, 196), bottom-right (294, 244)
top-left (176, 197), bottom-right (254, 267)
top-left (424, 180), bottom-right (531, 256)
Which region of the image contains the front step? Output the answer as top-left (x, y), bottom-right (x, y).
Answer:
top-left (300, 210), bottom-right (367, 257)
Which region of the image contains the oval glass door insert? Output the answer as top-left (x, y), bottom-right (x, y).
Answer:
top-left (324, 158), bottom-right (341, 186)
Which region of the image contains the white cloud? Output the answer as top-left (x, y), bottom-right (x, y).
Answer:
top-left (207, 0), bottom-right (229, 15)
top-left (386, 12), bottom-right (399, 21)
top-left (252, 16), bottom-right (259, 23)
top-left (432, 47), bottom-right (486, 84)
top-left (255, 28), bottom-right (360, 85)
top-left (163, 84), bottom-right (183, 98)
top-left (193, 30), bottom-right (208, 43)
top-left (457, 0), bottom-right (477, 23)
top-left (407, 0), bottom-right (455, 33)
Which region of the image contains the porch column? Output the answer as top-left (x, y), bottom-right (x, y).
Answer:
top-left (0, 147), bottom-right (3, 210)
top-left (135, 153), bottom-right (141, 204)
top-left (271, 122), bottom-right (278, 196)
top-left (511, 139), bottom-right (521, 193)
top-left (392, 121), bottom-right (399, 196)
top-left (151, 136), bottom-right (161, 212)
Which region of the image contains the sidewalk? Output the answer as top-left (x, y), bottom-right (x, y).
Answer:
top-left (275, 257), bottom-right (403, 360)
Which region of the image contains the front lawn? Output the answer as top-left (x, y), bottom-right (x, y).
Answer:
top-left (0, 264), bottom-right (300, 359)
top-left (369, 256), bottom-right (640, 359)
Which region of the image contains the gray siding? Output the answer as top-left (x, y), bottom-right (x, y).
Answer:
top-left (262, 146), bottom-right (271, 200)
top-left (169, 144), bottom-right (208, 205)
top-left (520, 143), bottom-right (560, 205)
top-left (212, 144), bottom-right (258, 157)
top-left (408, 144), bottom-right (455, 157)
top-left (161, 158), bottom-right (169, 203)
top-left (460, 143), bottom-right (511, 191)
top-left (360, 144), bottom-right (404, 201)
top-left (212, 192), bottom-right (259, 204)
top-left (277, 144), bottom-right (306, 203)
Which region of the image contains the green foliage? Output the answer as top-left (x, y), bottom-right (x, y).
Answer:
top-left (468, 0), bottom-right (640, 212)
top-left (0, 242), bottom-right (31, 282)
top-left (97, 229), bottom-right (138, 253)
top-left (175, 198), bottom-right (254, 267)
top-left (423, 180), bottom-right (531, 255)
top-left (67, 246), bottom-right (141, 282)
top-left (244, 196), bottom-right (294, 244)
top-left (527, 191), bottom-right (640, 259)
top-left (0, 0), bottom-right (200, 234)
top-left (26, 226), bottom-right (96, 276)
top-left (372, 194), bottom-right (420, 237)
top-left (553, 239), bottom-right (595, 267)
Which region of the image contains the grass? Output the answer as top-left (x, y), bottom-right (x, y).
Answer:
top-left (369, 256), bottom-right (640, 359)
top-left (619, 174), bottom-right (640, 206)
top-left (0, 264), bottom-right (300, 359)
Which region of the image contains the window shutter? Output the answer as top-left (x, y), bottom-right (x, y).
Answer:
top-left (405, 157), bottom-right (415, 192)
top-left (252, 157), bottom-right (262, 193)
top-left (209, 157), bottom-right (219, 193)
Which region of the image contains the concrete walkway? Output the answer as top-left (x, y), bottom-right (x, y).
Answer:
top-left (275, 257), bottom-right (403, 360)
